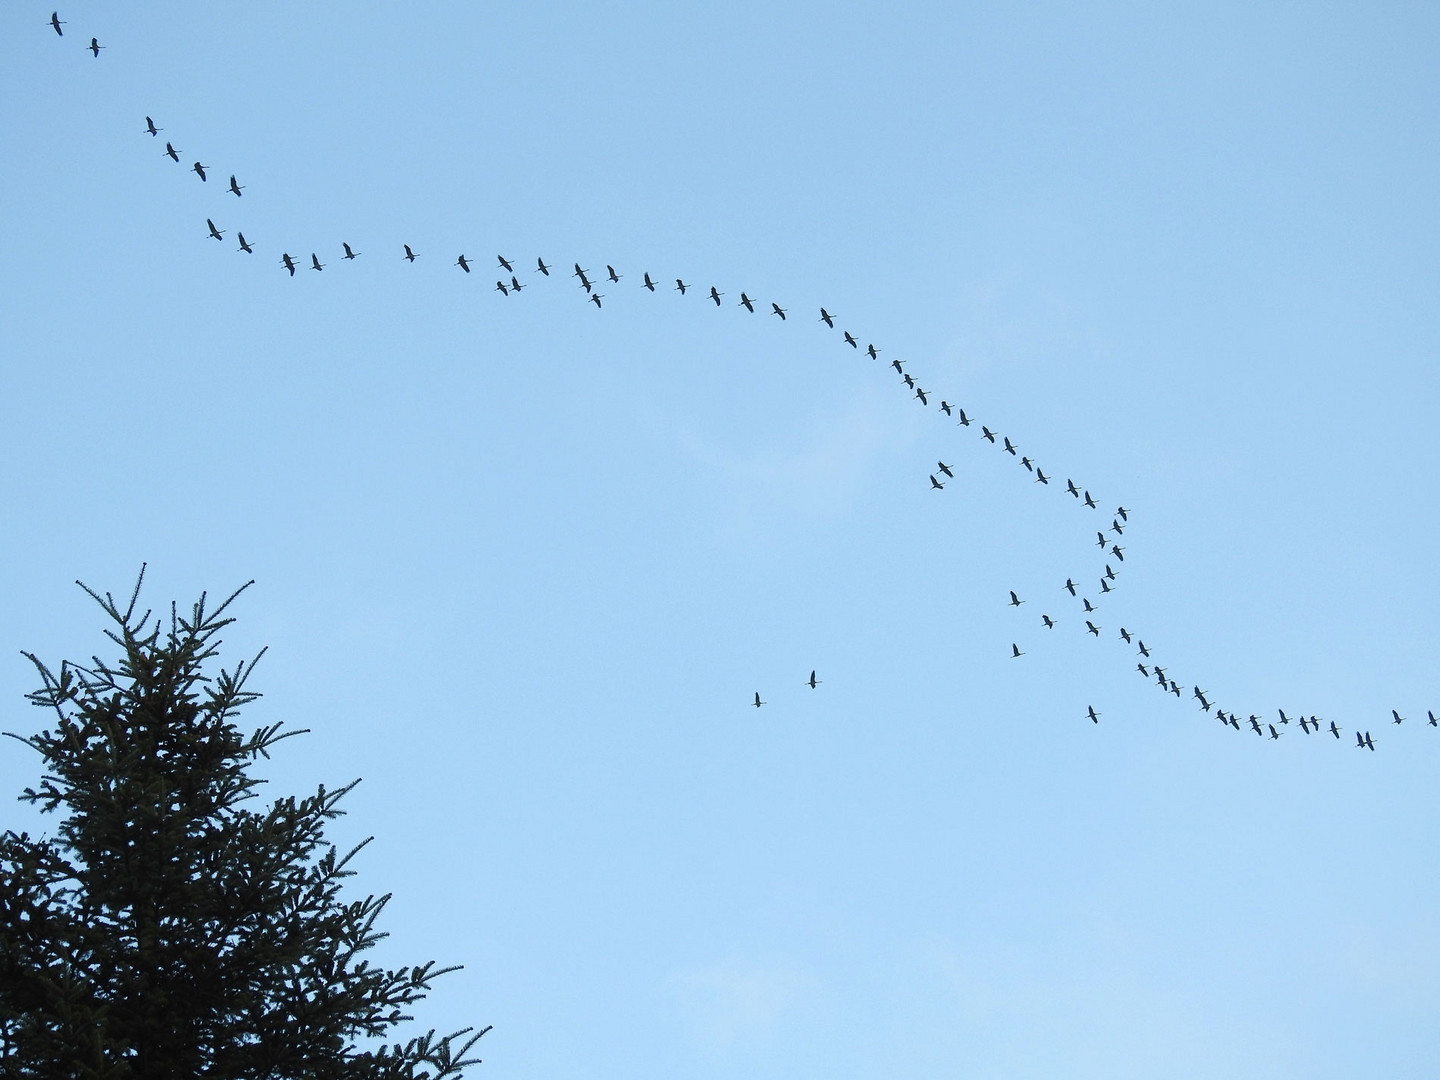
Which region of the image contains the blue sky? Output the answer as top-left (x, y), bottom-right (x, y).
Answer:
top-left (3, 3), bottom-right (1438, 1077)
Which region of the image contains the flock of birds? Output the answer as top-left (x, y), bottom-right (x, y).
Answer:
top-left (42, 12), bottom-right (1433, 753)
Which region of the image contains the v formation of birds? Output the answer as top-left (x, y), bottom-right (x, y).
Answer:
top-left (43, 14), bottom-right (1432, 753)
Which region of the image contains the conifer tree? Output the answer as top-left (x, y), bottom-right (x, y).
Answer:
top-left (0, 571), bottom-right (488, 1078)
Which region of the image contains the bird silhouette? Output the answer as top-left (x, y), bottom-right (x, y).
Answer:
top-left (772, 303), bottom-right (786, 319)
top-left (1392, 709), bottom-right (1405, 725)
top-left (914, 388), bottom-right (929, 405)
top-left (675, 278), bottom-right (687, 294)
top-left (1011, 643), bottom-right (1024, 658)
top-left (237, 233), bottom-right (252, 254)
top-left (1043, 615), bottom-right (1055, 629)
top-left (820, 308), bottom-right (835, 327)
top-left (1035, 468), bottom-right (1049, 484)
top-left (88, 37), bottom-right (103, 56)
top-left (342, 242), bottom-right (360, 260)
top-left (456, 254), bottom-right (471, 273)
top-left (643, 272), bottom-right (658, 291)
top-left (1064, 579), bottom-right (1077, 596)
top-left (1357, 731), bottom-right (1375, 751)
top-left (607, 265), bottom-right (622, 283)
top-left (1099, 580), bottom-right (1113, 594)
top-left (404, 244), bottom-right (418, 262)
top-left (709, 286), bottom-right (723, 306)
top-left (1096, 532), bottom-right (1108, 548)
top-left (1269, 724), bottom-right (1282, 740)
top-left (192, 161), bottom-right (209, 181)
top-left (590, 293), bottom-right (604, 308)
top-left (843, 331), bottom-right (858, 348)
top-left (753, 692), bottom-right (765, 708)
top-left (1137, 640), bottom-right (1150, 657)
top-left (1430, 711), bottom-right (1439, 727)
top-left (903, 374), bottom-right (915, 389)
top-left (940, 401), bottom-right (952, 416)
top-left (495, 280), bottom-right (509, 295)
top-left (1082, 599), bottom-right (1096, 613)
top-left (739, 292), bottom-right (755, 312)
top-left (228, 175), bottom-right (244, 197)
top-left (1110, 545), bottom-right (1125, 561)
top-left (498, 255), bottom-right (514, 272)
top-left (1020, 456), bottom-right (1033, 470)
top-left (929, 474), bottom-right (945, 490)
top-left (1116, 507), bottom-right (1129, 521)
top-left (1086, 706), bottom-right (1100, 724)
top-left (164, 142), bottom-right (181, 162)
top-left (205, 219), bottom-right (224, 241)
top-left (867, 344), bottom-right (880, 360)
top-left (1330, 721), bottom-right (1342, 738)
top-left (533, 257), bottom-right (549, 275)
top-left (50, 12), bottom-right (65, 35)
top-left (280, 253), bottom-right (296, 276)
top-left (937, 462), bottom-right (953, 478)
top-left (1119, 628), bottom-right (1132, 643)
top-left (1003, 437), bottom-right (1018, 455)
top-left (144, 116), bottom-right (161, 136)
top-left (310, 253), bottom-right (324, 271)
top-left (807, 671), bottom-right (821, 689)
top-left (1086, 621), bottom-right (1101, 637)
top-left (957, 409), bottom-right (971, 427)
top-left (1084, 491), bottom-right (1097, 508)
top-left (1137, 663), bottom-right (1149, 676)
top-left (1067, 480), bottom-right (1080, 497)
top-left (1009, 591), bottom-right (1024, 607)
top-left (511, 276), bottom-right (523, 292)
top-left (981, 427), bottom-right (997, 443)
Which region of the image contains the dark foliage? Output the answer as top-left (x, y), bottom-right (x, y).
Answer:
top-left (0, 571), bottom-right (488, 1079)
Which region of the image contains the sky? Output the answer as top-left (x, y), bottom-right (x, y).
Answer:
top-left (2, 2), bottom-right (1439, 1077)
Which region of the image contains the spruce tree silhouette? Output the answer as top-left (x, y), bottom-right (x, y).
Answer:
top-left (0, 569), bottom-right (488, 1078)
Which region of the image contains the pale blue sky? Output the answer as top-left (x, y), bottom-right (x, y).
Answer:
top-left (3, 4), bottom-right (1438, 1077)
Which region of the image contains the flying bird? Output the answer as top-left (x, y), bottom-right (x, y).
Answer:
top-left (228, 175), bottom-right (244, 197)
top-left (1011, 644), bottom-right (1024, 658)
top-left (1035, 468), bottom-right (1049, 484)
top-left (1116, 506), bottom-right (1129, 521)
top-left (1009, 591), bottom-right (1024, 607)
top-left (1250, 717), bottom-right (1264, 736)
top-left (1065, 579), bottom-right (1077, 596)
top-left (1084, 491), bottom-right (1097, 508)
top-left (1097, 532), bottom-right (1108, 548)
top-left (576, 268), bottom-right (593, 292)
top-left (753, 693), bottom-right (765, 708)
top-left (820, 308), bottom-right (835, 327)
top-left (643, 272), bottom-right (657, 291)
top-left (1278, 709), bottom-right (1291, 724)
top-left (1269, 724), bottom-right (1282, 740)
top-left (1082, 599), bottom-right (1096, 613)
top-left (957, 409), bottom-right (971, 427)
top-left (88, 37), bottom-right (103, 56)
top-left (1330, 721), bottom-right (1342, 738)
top-left (144, 116), bottom-right (161, 136)
top-left (310, 253), bottom-right (324, 271)
top-left (1137, 663), bottom-right (1149, 676)
top-left (1002, 437), bottom-right (1018, 455)
top-left (1111, 520), bottom-right (1125, 535)
top-left (937, 462), bottom-right (953, 478)
top-left (1193, 687), bottom-right (1211, 711)
top-left (1392, 709), bottom-right (1405, 725)
top-left (807, 671), bottom-right (821, 689)
top-left (1086, 706), bottom-right (1101, 724)
top-left (739, 292), bottom-right (755, 312)
top-left (456, 254), bottom-right (471, 273)
top-left (590, 293), bottom-right (603, 308)
top-left (709, 286), bottom-right (723, 306)
top-left (1356, 731), bottom-right (1375, 751)
top-left (1119, 628), bottom-right (1132, 643)
top-left (929, 474), bottom-right (945, 490)
top-left (164, 142), bottom-right (181, 162)
top-left (1110, 545), bottom-right (1125, 561)
top-left (1137, 640), bottom-right (1150, 657)
top-left (495, 280), bottom-right (508, 295)
top-left (280, 253), bottom-right (296, 276)
top-left (404, 244), bottom-right (418, 262)
top-left (981, 427), bottom-right (997, 443)
top-left (1099, 580), bottom-right (1113, 594)
top-left (1020, 456), bottom-right (1033, 471)
top-left (867, 344), bottom-right (880, 360)
top-left (50, 12), bottom-right (65, 35)
top-left (1430, 711), bottom-right (1438, 727)
top-left (675, 278), bottom-right (687, 294)
top-left (1067, 480), bottom-right (1080, 497)
top-left (940, 401), bottom-right (952, 416)
top-left (771, 303), bottom-right (786, 319)
top-left (205, 219), bottom-right (224, 240)
top-left (342, 242), bottom-right (360, 260)
top-left (843, 331), bottom-right (858, 348)
top-left (1104, 565), bottom-right (1117, 581)
top-left (192, 161), bottom-right (209, 181)
top-left (1086, 621), bottom-right (1101, 637)
top-left (1299, 717), bottom-right (1314, 734)
top-left (914, 388), bottom-right (928, 405)
top-left (498, 255), bottom-right (514, 272)
top-left (236, 233), bottom-right (252, 254)
top-left (1042, 615), bottom-right (1055, 629)
top-left (903, 374), bottom-right (915, 389)
top-left (536, 258), bottom-right (550, 275)
top-left (607, 265), bottom-right (621, 283)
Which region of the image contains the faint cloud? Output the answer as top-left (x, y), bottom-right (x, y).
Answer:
top-left (672, 956), bottom-right (818, 1047)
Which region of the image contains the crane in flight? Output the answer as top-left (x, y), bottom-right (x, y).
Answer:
top-left (1042, 615), bottom-right (1055, 629)
top-left (753, 693), bottom-right (765, 708)
top-left (1116, 507), bottom-right (1129, 521)
top-left (1066, 480), bottom-right (1080, 497)
top-left (1086, 706), bottom-right (1100, 724)
top-left (498, 255), bottom-right (514, 272)
top-left (1064, 579), bottom-right (1077, 596)
top-left (1008, 591), bottom-right (1024, 607)
top-left (981, 426), bottom-right (996, 443)
top-left (205, 219), bottom-right (224, 241)
top-left (771, 303), bottom-right (786, 320)
top-left (1035, 468), bottom-right (1049, 484)
top-left (192, 161), bottom-right (209, 181)
top-left (675, 278), bottom-right (688, 294)
top-left (607, 265), bottom-right (622, 283)
top-left (536, 257), bottom-right (550, 275)
top-left (404, 244), bottom-right (418, 262)
top-left (1085, 621), bottom-right (1101, 637)
top-left (939, 401), bottom-right (952, 416)
top-left (1392, 709), bottom-right (1406, 725)
top-left (342, 242), bottom-right (360, 260)
top-left (1002, 437), bottom-right (1018, 455)
top-left (310, 253), bottom-right (324, 271)
top-left (819, 308), bottom-right (835, 327)
top-left (164, 142), bottom-right (181, 162)
top-left (510, 276), bottom-right (523, 292)
top-left (807, 671), bottom-right (821, 689)
top-left (1011, 644), bottom-right (1025, 658)
top-left (914, 387), bottom-right (928, 406)
top-left (739, 292), bottom-right (755, 312)
top-left (237, 233), bottom-right (253, 254)
top-left (643, 272), bottom-right (657, 291)
top-left (708, 286), bottom-right (723, 306)
top-left (937, 462), bottom-right (953, 478)
top-left (144, 116), bottom-right (161, 136)
top-left (50, 12), bottom-right (65, 35)
top-left (1084, 492), bottom-right (1098, 508)
top-left (280, 253), bottom-right (297, 276)
top-left (957, 409), bottom-right (971, 427)
top-left (456, 254), bottom-right (471, 273)
top-left (228, 175), bottom-right (244, 196)
top-left (843, 331), bottom-right (858, 348)
top-left (88, 37), bottom-right (103, 56)
top-left (590, 293), bottom-right (604, 308)
top-left (929, 474), bottom-right (945, 490)
top-left (495, 280), bottom-right (509, 296)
